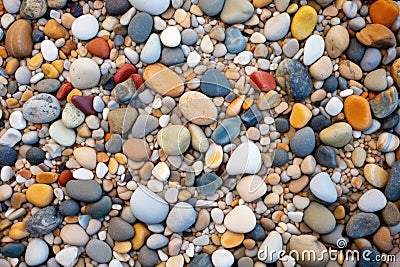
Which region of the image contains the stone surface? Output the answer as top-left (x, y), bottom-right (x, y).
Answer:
top-left (385, 160), bottom-right (400, 201)
top-left (346, 213), bottom-right (380, 238)
top-left (66, 180), bottom-right (102, 202)
top-left (370, 0), bottom-right (399, 27)
top-left (201, 69), bottom-right (230, 97)
top-left (236, 175), bottom-right (267, 202)
top-left (224, 205), bottom-right (256, 233)
top-left (356, 24), bottom-right (396, 48)
top-left (358, 189), bottom-right (387, 212)
top-left (226, 141), bottom-right (261, 175)
top-left (319, 122), bottom-right (352, 147)
top-left (303, 202), bottom-right (336, 234)
top-left (26, 206), bottom-right (63, 235)
top-left (128, 12), bottom-right (152, 43)
top-left (264, 13), bottom-right (290, 41)
top-left (22, 93), bottom-right (61, 123)
top-left (20, 0), bottom-right (47, 19)
top-left (325, 25), bottom-right (349, 58)
top-left (25, 238), bottom-right (49, 266)
top-left (344, 95), bottom-right (372, 131)
top-left (310, 172), bottom-right (337, 203)
top-left (166, 202), bottom-right (197, 232)
top-left (143, 63), bottom-right (184, 97)
top-left (290, 127), bottom-right (315, 157)
top-left (179, 91), bottom-right (218, 125)
top-left (129, 0), bottom-right (170, 15)
top-left (69, 58), bottom-right (100, 89)
top-left (291, 6), bottom-right (317, 41)
top-left (220, 0), bottom-right (254, 24)
top-left (71, 14), bottom-right (99, 40)
top-left (370, 87), bottom-right (398, 119)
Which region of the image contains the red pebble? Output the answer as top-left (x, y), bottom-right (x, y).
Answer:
top-left (114, 64), bottom-right (137, 84)
top-left (71, 95), bottom-right (97, 115)
top-left (250, 71), bottom-right (276, 92)
top-left (58, 170), bottom-right (73, 187)
top-left (87, 37), bottom-right (110, 59)
top-left (56, 82), bottom-right (73, 100)
top-left (130, 74), bottom-right (144, 92)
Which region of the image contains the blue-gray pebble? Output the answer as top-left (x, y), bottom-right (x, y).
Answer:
top-left (290, 127), bottom-right (315, 157)
top-left (359, 248), bottom-right (381, 267)
top-left (314, 146), bottom-right (337, 168)
top-left (310, 115), bottom-right (331, 132)
top-left (345, 38), bottom-right (365, 63)
top-left (26, 206), bottom-right (63, 235)
top-left (200, 69), bottom-right (231, 97)
top-left (66, 180), bottom-right (103, 203)
top-left (138, 246), bottom-right (160, 267)
top-left (105, 0), bottom-right (130, 15)
top-left (323, 76), bottom-right (338, 93)
top-left (128, 12), bottom-right (153, 44)
top-left (272, 148), bottom-right (289, 167)
top-left (275, 118), bottom-right (290, 133)
top-left (190, 253), bottom-right (213, 267)
top-left (198, 0), bottom-right (225, 16)
top-left (212, 117), bottom-right (241, 145)
top-left (196, 173), bottom-right (223, 195)
top-left (225, 27), bottom-right (246, 54)
top-left (181, 29), bottom-right (199, 45)
top-left (108, 217), bottom-right (135, 241)
top-left (241, 105), bottom-right (262, 127)
top-left (370, 87), bottom-right (398, 119)
top-left (86, 239), bottom-right (112, 263)
top-left (26, 147), bottom-right (46, 165)
top-left (276, 59), bottom-right (313, 101)
top-left (2, 243), bottom-right (25, 258)
top-left (0, 146), bottom-right (17, 166)
top-left (360, 48), bottom-right (381, 72)
top-left (385, 160), bottom-right (400, 201)
top-left (161, 47), bottom-right (185, 66)
top-left (59, 199), bottom-right (81, 216)
top-left (247, 224), bottom-right (266, 241)
top-left (381, 113), bottom-right (399, 130)
top-left (345, 212), bottom-right (380, 238)
top-left (85, 196), bottom-right (112, 219)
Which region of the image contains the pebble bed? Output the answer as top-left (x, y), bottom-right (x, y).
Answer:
top-left (1, 0), bottom-right (400, 266)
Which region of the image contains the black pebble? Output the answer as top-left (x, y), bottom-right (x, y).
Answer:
top-left (309, 115), bottom-right (331, 132)
top-left (26, 147), bottom-right (46, 165)
top-left (0, 146), bottom-right (17, 166)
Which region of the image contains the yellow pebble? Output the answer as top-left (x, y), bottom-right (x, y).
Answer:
top-left (52, 60), bottom-right (64, 73)
top-left (27, 53), bottom-right (43, 70)
top-left (26, 184), bottom-right (54, 207)
top-left (36, 172), bottom-right (58, 184)
top-left (42, 63), bottom-right (59, 78)
top-left (59, 50), bottom-right (67, 60)
top-left (114, 241), bottom-right (132, 254)
top-left (108, 158), bottom-right (118, 174)
top-left (9, 222), bottom-right (29, 240)
top-left (71, 50), bottom-right (78, 58)
top-left (5, 58), bottom-right (19, 75)
top-left (221, 231), bottom-right (245, 248)
top-left (334, 205), bottom-right (345, 220)
top-left (0, 46), bottom-right (7, 58)
top-left (226, 97), bottom-right (244, 117)
top-left (21, 90), bottom-right (33, 102)
top-left (291, 6), bottom-right (317, 41)
top-left (289, 103), bottom-right (312, 128)
top-left (6, 98), bottom-right (19, 108)
top-left (115, 153), bottom-right (127, 164)
top-left (131, 223), bottom-right (151, 250)
top-left (66, 88), bottom-right (82, 102)
top-left (242, 98), bottom-right (254, 110)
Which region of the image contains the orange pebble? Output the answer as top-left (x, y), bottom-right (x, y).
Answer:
top-left (370, 0), bottom-right (399, 27)
top-left (277, 143), bottom-right (290, 151)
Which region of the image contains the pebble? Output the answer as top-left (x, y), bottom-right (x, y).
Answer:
top-left (276, 59), bottom-right (312, 100)
top-left (162, 47), bottom-right (185, 66)
top-left (22, 93), bottom-right (61, 123)
top-left (2, 243), bottom-right (25, 258)
top-left (157, 125), bottom-right (190, 155)
top-left (26, 206), bottom-right (63, 235)
top-left (59, 199), bottom-right (80, 216)
top-left (224, 27), bottom-right (246, 54)
top-left (179, 91), bottom-right (217, 125)
top-left (339, 60), bottom-right (363, 80)
top-left (370, 87), bottom-right (398, 119)
top-left (291, 6), bottom-right (317, 41)
top-left (212, 117), bottom-right (241, 145)
top-left (86, 196), bottom-right (112, 218)
top-left (20, 0), bottom-right (47, 19)
top-left (358, 189), bottom-right (387, 212)
top-left (344, 95), bottom-right (372, 131)
top-left (130, 185), bottom-right (169, 224)
top-left (370, 0), bottom-right (399, 27)
top-left (385, 160), bottom-right (400, 201)
top-left (129, 0), bottom-right (170, 15)
top-left (310, 172), bottom-right (337, 202)
top-left (220, 0), bottom-right (254, 24)
top-left (69, 58), bottom-right (100, 89)
top-left (35, 79), bottom-right (61, 93)
top-left (49, 120), bottom-right (76, 147)
top-left (236, 175), bottom-right (267, 202)
top-left (166, 202), bottom-right (197, 232)
top-left (201, 69), bottom-right (230, 97)
top-left (382, 202), bottom-right (400, 226)
top-left (128, 12), bottom-right (153, 44)
top-left (259, 231), bottom-right (282, 263)
top-left (212, 249), bottom-right (234, 267)
top-left (303, 35), bottom-right (324, 66)
top-left (264, 13), bottom-right (290, 41)
top-left (272, 148), bottom-right (289, 167)
top-left (71, 14), bottom-right (99, 40)
top-left (364, 69), bottom-right (387, 91)
top-left (325, 25), bottom-right (349, 58)
top-left (62, 103), bottom-right (85, 128)
top-left (346, 212), bottom-right (380, 238)
top-left (25, 238), bottom-right (49, 266)
top-left (199, 0), bottom-right (224, 16)
top-left (378, 132), bottom-right (399, 152)
top-left (364, 164), bottom-right (389, 188)
top-left (226, 141), bottom-right (261, 175)
top-left (250, 71), bottom-right (276, 92)
top-left (105, 0), bottom-right (130, 15)
top-left (224, 205), bottom-right (256, 233)
top-left (319, 122), bottom-right (352, 147)
top-left (303, 202), bottom-right (336, 234)
top-left (41, 40), bottom-right (58, 61)
top-left (290, 127), bottom-right (315, 157)
top-left (357, 24), bottom-right (396, 48)
top-left (289, 103), bottom-right (312, 129)
top-left (9, 111), bottom-right (26, 130)
top-left (109, 217), bottom-right (135, 241)
top-left (143, 63), bottom-right (183, 96)
top-left (3, 0), bottom-right (21, 13)
top-left (161, 26), bottom-right (181, 47)
top-left (196, 173), bottom-right (222, 195)
top-left (60, 224), bottom-right (89, 246)
top-left (0, 147), bottom-right (17, 166)
top-left (26, 184), bottom-right (53, 207)
top-left (55, 246), bottom-right (79, 267)
top-left (360, 48), bottom-right (381, 72)
top-left (5, 20), bottom-right (33, 58)
top-left (309, 56), bottom-right (332, 80)
top-left (66, 180), bottom-right (102, 202)
top-left (346, 38), bottom-right (366, 63)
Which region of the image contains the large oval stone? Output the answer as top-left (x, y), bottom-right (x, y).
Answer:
top-left (5, 20), bottom-right (33, 58)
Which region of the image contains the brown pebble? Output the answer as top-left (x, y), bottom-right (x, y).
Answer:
top-left (36, 172), bottom-right (58, 184)
top-left (373, 226), bottom-right (393, 252)
top-left (5, 20), bottom-right (33, 58)
top-left (10, 193), bottom-right (26, 209)
top-left (44, 19), bottom-right (70, 39)
top-left (288, 175), bottom-right (309, 193)
top-left (356, 24), bottom-right (396, 48)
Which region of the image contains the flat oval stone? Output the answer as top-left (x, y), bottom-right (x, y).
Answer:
top-left (224, 27), bottom-right (246, 54)
top-left (250, 71), bottom-right (276, 92)
top-left (59, 199), bottom-right (80, 216)
top-left (358, 189), bottom-right (387, 212)
top-left (319, 122), bottom-right (352, 148)
top-left (200, 69), bottom-right (230, 97)
top-left (386, 160), bottom-right (400, 201)
top-left (360, 48), bottom-right (381, 72)
top-left (364, 69), bottom-right (387, 92)
top-left (199, 0), bottom-right (224, 16)
top-left (66, 180), bottom-right (102, 202)
top-left (356, 24), bottom-right (396, 48)
top-left (289, 103), bottom-right (312, 129)
top-left (69, 58), bottom-right (101, 89)
top-left (0, 146), bottom-right (17, 166)
top-left (303, 35), bottom-right (325, 65)
top-left (25, 238), bottom-right (49, 266)
top-left (264, 13), bottom-right (290, 41)
top-left (226, 141), bottom-right (261, 175)
top-left (71, 14), bottom-right (99, 40)
top-left (123, 138), bottom-right (151, 161)
top-left (303, 202), bottom-right (336, 234)
top-left (346, 212), bottom-right (380, 238)
top-left (166, 202), bottom-right (197, 233)
top-left (60, 224), bottom-right (89, 246)
top-left (370, 87), bottom-right (398, 119)
top-left (220, 0), bottom-right (254, 24)
top-left (26, 206), bottom-right (63, 235)
top-left (109, 217), bottom-right (135, 241)
top-left (105, 0), bottom-right (130, 15)
top-left (276, 59), bottom-right (313, 100)
top-left (236, 175), bottom-right (267, 202)
top-left (196, 173), bottom-right (223, 196)
top-left (346, 38), bottom-right (366, 63)
top-left (128, 0), bottom-right (170, 15)
top-left (143, 63), bottom-right (184, 97)
top-left (140, 33), bottom-right (162, 64)
top-left (86, 239), bottom-right (112, 263)
top-left (20, 0), bottom-right (47, 19)
top-left (22, 93), bottom-right (61, 123)
top-left (370, 0), bottom-right (399, 27)
top-left (290, 127), bottom-right (315, 157)
top-left (314, 145), bottom-right (337, 169)
top-left (5, 20), bottom-right (33, 58)
top-left (212, 117), bottom-right (241, 145)
top-left (310, 172), bottom-right (337, 203)
top-left (157, 125), bottom-right (191, 155)
top-left (377, 132), bottom-right (399, 152)
top-left (35, 79), bottom-right (61, 93)
top-left (224, 205), bottom-right (256, 233)
top-left (85, 196), bottom-right (112, 219)
top-left (339, 60), bottom-right (362, 80)
top-left (325, 25), bottom-right (349, 58)
top-left (130, 185), bottom-right (169, 224)
top-left (2, 243), bottom-right (25, 258)
top-left (291, 6), bottom-right (317, 41)
top-left (259, 231), bottom-right (282, 263)
top-left (344, 95), bottom-right (372, 131)
top-left (62, 103), bottom-right (85, 128)
top-left (49, 120), bottom-right (76, 147)
top-left (179, 91), bottom-right (217, 125)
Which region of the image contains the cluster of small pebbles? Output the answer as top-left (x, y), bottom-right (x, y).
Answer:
top-left (2, 0), bottom-right (400, 266)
